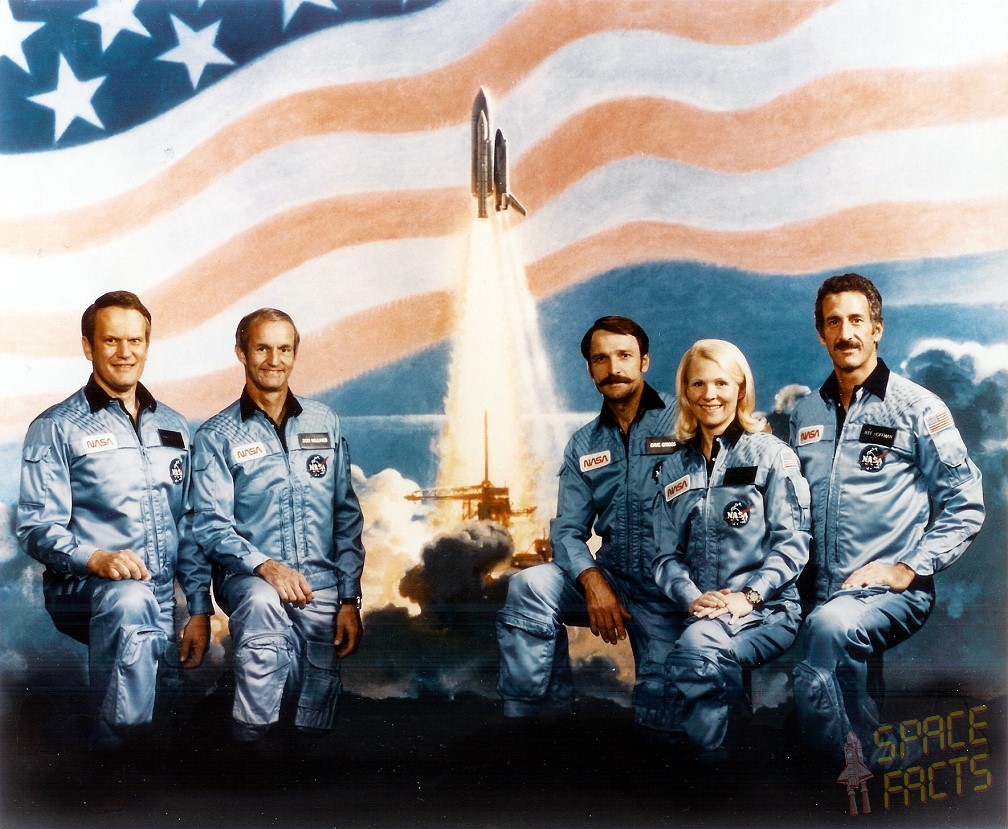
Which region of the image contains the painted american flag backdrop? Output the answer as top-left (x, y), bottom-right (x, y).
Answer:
top-left (1, 0), bottom-right (1006, 704)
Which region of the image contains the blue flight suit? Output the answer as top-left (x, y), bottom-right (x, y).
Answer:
top-left (192, 390), bottom-right (365, 739)
top-left (653, 423), bottom-right (809, 750)
top-left (496, 385), bottom-right (682, 730)
top-left (17, 377), bottom-right (211, 747)
top-left (790, 360), bottom-right (984, 757)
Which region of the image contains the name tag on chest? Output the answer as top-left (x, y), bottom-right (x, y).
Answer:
top-left (299, 432), bottom-right (332, 450)
top-left (859, 424), bottom-right (896, 447)
top-left (645, 437), bottom-right (677, 455)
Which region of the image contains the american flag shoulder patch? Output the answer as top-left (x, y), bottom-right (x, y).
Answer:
top-left (926, 409), bottom-right (954, 435)
top-left (781, 449), bottom-right (800, 470)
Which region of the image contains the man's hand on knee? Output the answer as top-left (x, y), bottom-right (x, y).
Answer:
top-left (842, 562), bottom-right (916, 592)
top-left (86, 548), bottom-right (151, 581)
top-left (254, 559), bottom-right (314, 608)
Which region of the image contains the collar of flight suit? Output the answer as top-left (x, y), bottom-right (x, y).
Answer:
top-left (84, 374), bottom-right (157, 415)
top-left (238, 387), bottom-right (304, 422)
top-left (597, 381), bottom-right (666, 432)
top-left (819, 357), bottom-right (891, 407)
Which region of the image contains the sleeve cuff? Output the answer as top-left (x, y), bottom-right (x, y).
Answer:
top-left (562, 550), bottom-right (598, 583)
top-left (69, 546), bottom-right (97, 577)
top-left (185, 592), bottom-right (214, 616)
top-left (243, 551), bottom-right (272, 575)
top-left (338, 579), bottom-right (362, 599)
top-left (679, 584), bottom-right (703, 608)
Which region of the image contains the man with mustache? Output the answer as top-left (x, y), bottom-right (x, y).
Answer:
top-left (496, 316), bottom-right (682, 738)
top-left (790, 273), bottom-right (985, 762)
top-left (17, 291), bottom-right (211, 754)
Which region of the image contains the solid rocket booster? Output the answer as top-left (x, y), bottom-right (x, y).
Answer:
top-left (470, 88), bottom-right (526, 219)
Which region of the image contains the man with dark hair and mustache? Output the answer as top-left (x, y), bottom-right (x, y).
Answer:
top-left (790, 273), bottom-right (984, 763)
top-left (496, 316), bottom-right (682, 738)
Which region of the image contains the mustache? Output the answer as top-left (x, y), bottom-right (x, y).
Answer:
top-left (599, 375), bottom-right (631, 386)
top-left (835, 339), bottom-right (861, 349)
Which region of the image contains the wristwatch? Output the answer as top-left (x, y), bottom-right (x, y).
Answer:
top-left (340, 596), bottom-right (362, 609)
top-left (742, 587), bottom-right (763, 609)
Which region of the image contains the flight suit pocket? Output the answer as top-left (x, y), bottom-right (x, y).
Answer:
top-left (295, 640), bottom-right (341, 731)
top-left (495, 610), bottom-right (558, 699)
top-left (104, 624), bottom-right (168, 727)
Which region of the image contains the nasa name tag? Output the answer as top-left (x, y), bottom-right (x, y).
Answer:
top-left (645, 436), bottom-right (677, 455)
top-left (664, 474), bottom-right (690, 501)
top-left (723, 466), bottom-right (758, 486)
top-left (299, 432), bottom-right (332, 450)
top-left (158, 429), bottom-right (186, 449)
top-left (859, 424), bottom-right (896, 447)
top-left (81, 433), bottom-right (118, 454)
top-left (579, 450), bottom-right (611, 473)
top-left (232, 441), bottom-right (267, 463)
top-left (798, 424), bottom-right (824, 446)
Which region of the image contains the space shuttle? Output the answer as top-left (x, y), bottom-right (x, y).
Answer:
top-left (471, 88), bottom-right (526, 219)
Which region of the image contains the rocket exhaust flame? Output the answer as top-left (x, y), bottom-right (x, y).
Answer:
top-left (434, 212), bottom-right (566, 552)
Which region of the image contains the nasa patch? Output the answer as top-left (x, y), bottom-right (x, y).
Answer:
top-left (723, 501), bottom-right (751, 527)
top-left (798, 425), bottom-right (824, 446)
top-left (664, 474), bottom-right (690, 501)
top-left (169, 457), bottom-right (184, 485)
top-left (306, 454), bottom-right (328, 478)
top-left (81, 432), bottom-right (118, 455)
top-left (858, 445), bottom-right (889, 472)
top-left (579, 450), bottom-right (611, 473)
top-left (232, 442), bottom-right (266, 463)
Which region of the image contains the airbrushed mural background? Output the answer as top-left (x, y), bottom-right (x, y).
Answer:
top-left (0, 0), bottom-right (1005, 711)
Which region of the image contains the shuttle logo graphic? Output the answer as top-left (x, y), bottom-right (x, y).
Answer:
top-left (579, 450), bottom-right (611, 472)
top-left (799, 425), bottom-right (824, 445)
top-left (81, 433), bottom-right (117, 454)
top-left (233, 442), bottom-right (266, 463)
top-left (664, 475), bottom-right (690, 501)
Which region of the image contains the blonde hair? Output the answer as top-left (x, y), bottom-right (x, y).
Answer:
top-left (674, 339), bottom-right (767, 441)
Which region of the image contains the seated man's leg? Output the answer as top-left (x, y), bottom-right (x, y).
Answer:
top-left (496, 563), bottom-right (582, 717)
top-left (286, 586), bottom-right (342, 735)
top-left (794, 585), bottom-right (934, 758)
top-left (617, 586), bottom-right (684, 735)
top-left (218, 574), bottom-right (295, 742)
top-left (667, 604), bottom-right (800, 751)
top-left (88, 579), bottom-right (172, 746)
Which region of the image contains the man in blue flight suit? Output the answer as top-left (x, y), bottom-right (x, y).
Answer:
top-left (790, 273), bottom-right (985, 761)
top-left (192, 308), bottom-right (365, 750)
top-left (496, 316), bottom-right (681, 736)
top-left (18, 291), bottom-right (212, 752)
